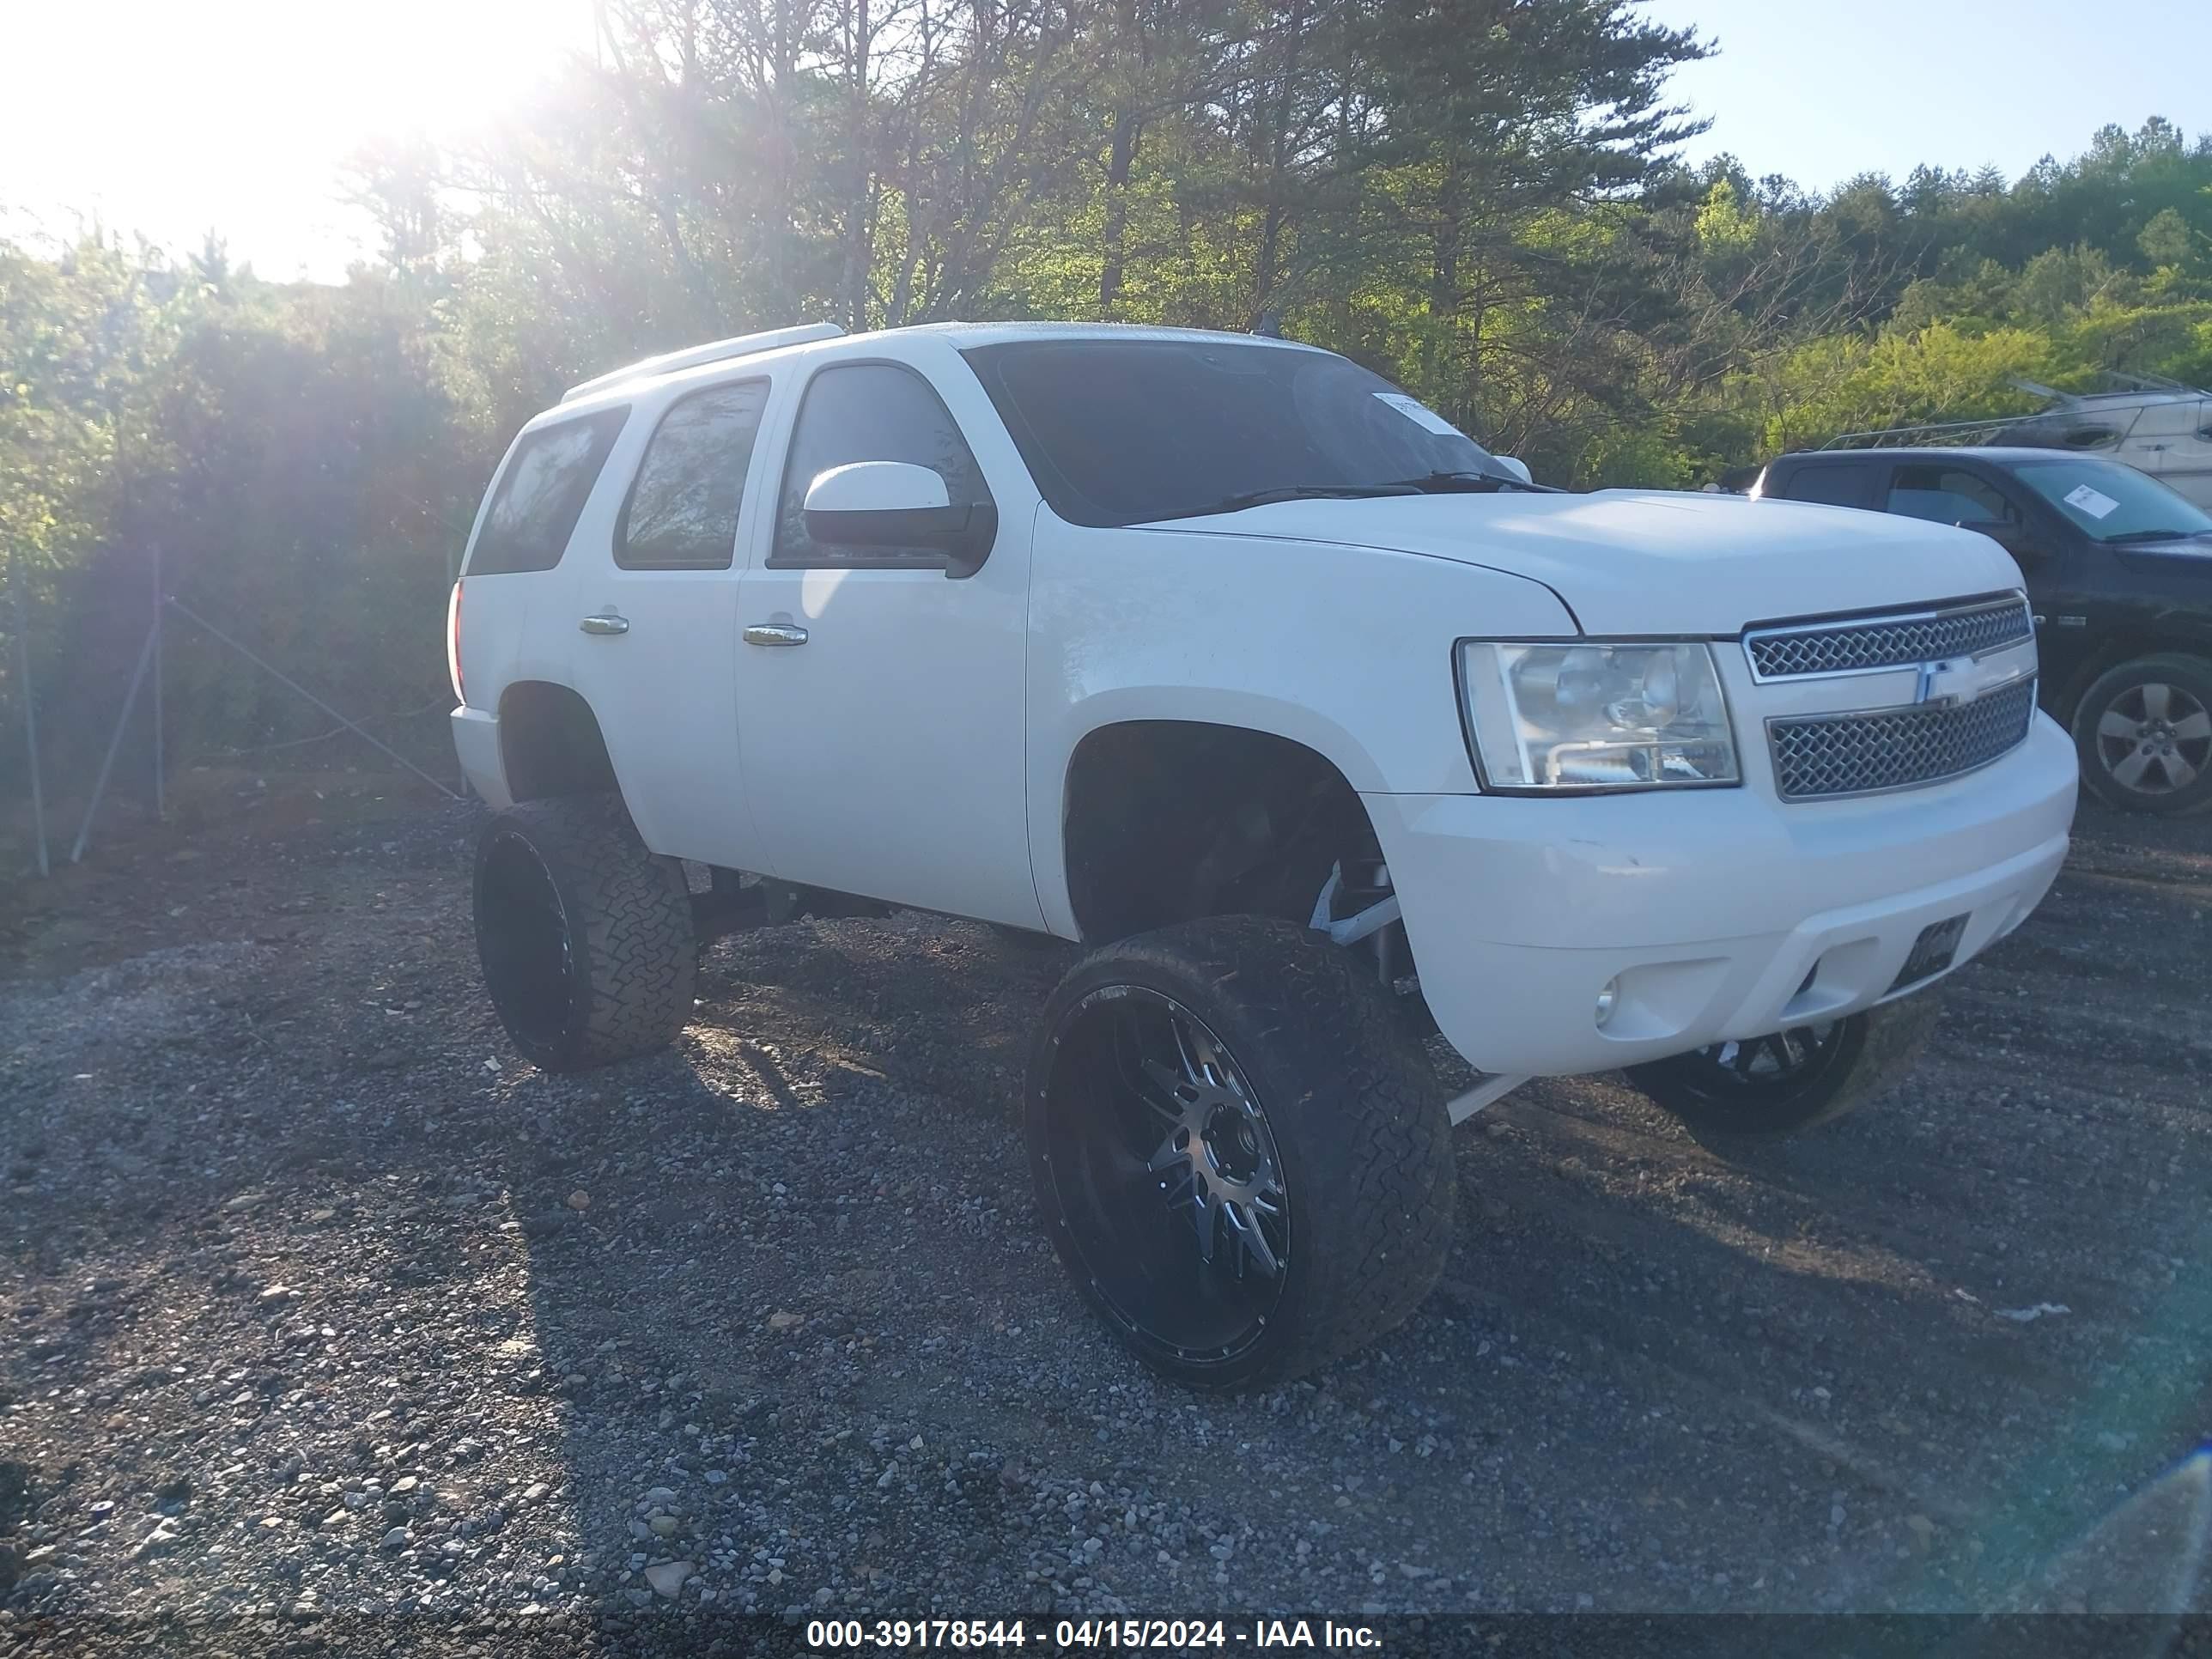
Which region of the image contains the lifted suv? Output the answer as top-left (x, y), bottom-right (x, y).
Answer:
top-left (1758, 447), bottom-right (2212, 815)
top-left (449, 323), bottom-right (2077, 1389)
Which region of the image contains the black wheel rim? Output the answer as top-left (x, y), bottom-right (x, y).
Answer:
top-left (2093, 680), bottom-right (2210, 799)
top-left (1039, 987), bottom-right (1290, 1362)
top-left (477, 831), bottom-right (575, 1050)
top-left (1669, 1021), bottom-right (1846, 1105)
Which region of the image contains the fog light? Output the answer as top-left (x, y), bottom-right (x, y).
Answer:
top-left (1595, 978), bottom-right (1620, 1029)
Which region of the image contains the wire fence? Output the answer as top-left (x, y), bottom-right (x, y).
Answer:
top-left (6, 542), bottom-right (464, 879)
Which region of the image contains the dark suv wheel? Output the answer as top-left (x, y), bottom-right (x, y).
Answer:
top-left (472, 795), bottom-right (696, 1071)
top-left (2071, 653), bottom-right (2212, 817)
top-left (1026, 916), bottom-right (1452, 1390)
top-left (1624, 990), bottom-right (1943, 1140)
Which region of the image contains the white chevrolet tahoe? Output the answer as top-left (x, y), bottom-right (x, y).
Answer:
top-left (447, 321), bottom-right (2078, 1389)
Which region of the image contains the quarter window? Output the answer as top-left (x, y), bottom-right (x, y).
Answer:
top-left (1886, 466), bottom-right (2019, 528)
top-left (772, 363), bottom-right (994, 567)
top-left (468, 409), bottom-right (629, 575)
top-left (1778, 465), bottom-right (1874, 509)
top-left (617, 380), bottom-right (770, 570)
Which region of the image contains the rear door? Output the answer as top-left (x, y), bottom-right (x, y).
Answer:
top-left (564, 375), bottom-right (777, 867)
top-left (732, 347), bottom-right (1043, 927)
top-left (459, 407), bottom-right (632, 718)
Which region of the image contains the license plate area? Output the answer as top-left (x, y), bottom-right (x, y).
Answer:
top-left (1889, 913), bottom-right (1968, 994)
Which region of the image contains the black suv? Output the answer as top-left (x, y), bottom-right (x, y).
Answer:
top-left (1756, 447), bottom-right (2212, 816)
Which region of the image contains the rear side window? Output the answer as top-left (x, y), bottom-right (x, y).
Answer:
top-left (467, 409), bottom-right (629, 575)
top-left (617, 380), bottom-right (770, 569)
top-left (1775, 464), bottom-right (1875, 509)
top-left (1886, 465), bottom-right (2019, 528)
top-left (772, 363), bottom-right (993, 567)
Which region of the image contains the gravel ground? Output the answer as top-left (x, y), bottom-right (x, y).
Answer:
top-left (3, 786), bottom-right (2210, 1652)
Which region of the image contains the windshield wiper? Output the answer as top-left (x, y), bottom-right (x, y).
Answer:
top-left (2103, 528), bottom-right (2199, 544)
top-left (1155, 483), bottom-right (1420, 521)
top-left (1382, 470), bottom-right (1554, 495)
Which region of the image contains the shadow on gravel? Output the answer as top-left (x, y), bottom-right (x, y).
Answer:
top-left (3, 798), bottom-right (2210, 1643)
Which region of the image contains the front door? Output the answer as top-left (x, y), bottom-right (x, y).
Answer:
top-left (734, 351), bottom-right (1042, 929)
top-left (566, 376), bottom-right (776, 868)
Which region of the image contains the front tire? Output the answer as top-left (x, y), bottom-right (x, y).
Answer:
top-left (472, 795), bottom-right (696, 1072)
top-left (2070, 653), bottom-right (2212, 816)
top-left (1025, 916), bottom-right (1453, 1391)
top-left (1624, 991), bottom-right (1943, 1140)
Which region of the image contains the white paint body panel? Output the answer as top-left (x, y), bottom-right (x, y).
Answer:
top-left (732, 336), bottom-right (1044, 928)
top-left (803, 459), bottom-right (951, 514)
top-left (1151, 489), bottom-right (2031, 636)
top-left (1370, 716), bottom-right (2075, 1075)
top-left (453, 321), bottom-right (2080, 1080)
top-left (557, 371), bottom-right (781, 868)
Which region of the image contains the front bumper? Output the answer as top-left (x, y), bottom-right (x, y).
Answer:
top-left (1366, 712), bottom-right (2078, 1078)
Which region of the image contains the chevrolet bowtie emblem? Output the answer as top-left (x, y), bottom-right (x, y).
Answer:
top-left (1916, 653), bottom-right (2026, 708)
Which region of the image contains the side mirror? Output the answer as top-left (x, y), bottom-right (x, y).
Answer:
top-left (803, 460), bottom-right (998, 578)
top-left (1491, 456), bottom-right (1533, 486)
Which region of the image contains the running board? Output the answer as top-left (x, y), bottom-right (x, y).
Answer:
top-left (1446, 1073), bottom-right (1529, 1124)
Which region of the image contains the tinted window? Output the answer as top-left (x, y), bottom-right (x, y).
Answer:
top-left (617, 380), bottom-right (769, 569)
top-left (773, 364), bottom-right (994, 566)
top-left (468, 409), bottom-right (629, 575)
top-left (1774, 464), bottom-right (1874, 509)
top-left (962, 338), bottom-right (1504, 527)
top-left (1887, 465), bottom-right (2018, 528)
top-left (2011, 457), bottom-right (2212, 545)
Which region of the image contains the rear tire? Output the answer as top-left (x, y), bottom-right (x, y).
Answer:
top-left (471, 795), bottom-right (696, 1072)
top-left (1025, 915), bottom-right (1452, 1391)
top-left (1624, 991), bottom-right (1943, 1140)
top-left (2070, 653), bottom-right (2212, 817)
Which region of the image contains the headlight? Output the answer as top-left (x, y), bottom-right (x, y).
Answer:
top-left (1459, 641), bottom-right (1738, 791)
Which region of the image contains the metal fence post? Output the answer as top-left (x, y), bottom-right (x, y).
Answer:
top-left (70, 620), bottom-right (158, 864)
top-left (150, 540), bottom-right (165, 821)
top-left (12, 580), bottom-right (50, 878)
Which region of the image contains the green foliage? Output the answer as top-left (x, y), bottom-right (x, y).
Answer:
top-left (4, 0), bottom-right (2211, 793)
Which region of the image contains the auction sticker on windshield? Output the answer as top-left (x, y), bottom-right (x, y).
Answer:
top-left (1372, 392), bottom-right (1462, 436)
top-left (2064, 483), bottom-right (2120, 520)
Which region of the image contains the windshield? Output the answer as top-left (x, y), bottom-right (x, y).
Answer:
top-left (2011, 457), bottom-right (2212, 545)
top-left (961, 337), bottom-right (1504, 526)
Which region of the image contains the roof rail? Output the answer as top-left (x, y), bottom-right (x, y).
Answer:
top-left (561, 322), bottom-right (844, 404)
top-left (1820, 413), bottom-right (2021, 450)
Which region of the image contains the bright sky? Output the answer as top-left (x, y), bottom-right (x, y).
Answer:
top-left (0, 0), bottom-right (595, 281)
top-left (1643, 0), bottom-right (2212, 191)
top-left (3, 2), bottom-right (2208, 282)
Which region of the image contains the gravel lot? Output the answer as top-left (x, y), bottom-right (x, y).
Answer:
top-left (3, 781), bottom-right (2210, 1651)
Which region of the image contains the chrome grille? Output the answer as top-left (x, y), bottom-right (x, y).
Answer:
top-left (1747, 598), bottom-right (2033, 679)
top-left (1768, 679), bottom-right (2037, 799)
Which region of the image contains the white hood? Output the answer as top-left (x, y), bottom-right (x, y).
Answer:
top-left (1148, 489), bottom-right (2027, 635)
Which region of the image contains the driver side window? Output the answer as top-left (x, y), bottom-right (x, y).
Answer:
top-left (771, 362), bottom-right (994, 568)
top-left (1886, 465), bottom-right (2020, 530)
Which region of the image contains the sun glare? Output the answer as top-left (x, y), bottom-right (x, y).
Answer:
top-left (2, 0), bottom-right (591, 276)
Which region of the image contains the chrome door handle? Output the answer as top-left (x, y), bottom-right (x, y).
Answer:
top-left (743, 623), bottom-right (809, 647)
top-left (579, 612), bottom-right (630, 636)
